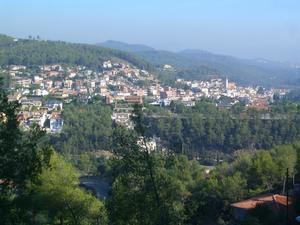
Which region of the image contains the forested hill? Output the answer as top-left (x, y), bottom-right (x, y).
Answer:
top-left (99, 40), bottom-right (300, 87)
top-left (1, 34), bottom-right (299, 87)
top-left (0, 34), bottom-right (153, 71)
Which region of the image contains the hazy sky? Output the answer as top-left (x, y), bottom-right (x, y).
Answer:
top-left (1, 0), bottom-right (299, 63)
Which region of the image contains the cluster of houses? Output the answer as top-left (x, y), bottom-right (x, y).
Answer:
top-left (13, 95), bottom-right (64, 133)
top-left (1, 62), bottom-right (288, 130)
top-left (175, 78), bottom-right (287, 110)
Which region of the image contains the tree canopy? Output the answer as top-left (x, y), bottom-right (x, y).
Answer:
top-left (0, 34), bottom-right (153, 71)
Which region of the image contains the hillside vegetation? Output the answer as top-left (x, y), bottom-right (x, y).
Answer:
top-left (0, 34), bottom-right (153, 71)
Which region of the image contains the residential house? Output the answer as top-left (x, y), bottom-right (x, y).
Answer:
top-left (45, 99), bottom-right (63, 111)
top-left (20, 96), bottom-right (43, 108)
top-left (50, 112), bottom-right (64, 133)
top-left (124, 96), bottom-right (143, 104)
top-left (231, 194), bottom-right (291, 222)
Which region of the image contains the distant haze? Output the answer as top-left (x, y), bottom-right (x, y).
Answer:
top-left (1, 0), bottom-right (299, 64)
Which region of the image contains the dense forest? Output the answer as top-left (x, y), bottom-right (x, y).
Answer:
top-left (51, 99), bottom-right (300, 165)
top-left (108, 116), bottom-right (297, 225)
top-left (145, 100), bottom-right (300, 157)
top-left (51, 102), bottom-right (113, 156)
top-left (0, 34), bottom-right (153, 71)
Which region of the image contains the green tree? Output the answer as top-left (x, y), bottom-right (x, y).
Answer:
top-left (77, 153), bottom-right (97, 175)
top-left (0, 77), bottom-right (52, 224)
top-left (52, 103), bottom-right (113, 156)
top-left (29, 152), bottom-right (107, 225)
top-left (0, 92), bottom-right (51, 189)
top-left (108, 105), bottom-right (204, 225)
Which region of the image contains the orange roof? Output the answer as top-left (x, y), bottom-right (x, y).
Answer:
top-left (51, 112), bottom-right (61, 119)
top-left (274, 195), bottom-right (292, 206)
top-left (231, 194), bottom-right (291, 209)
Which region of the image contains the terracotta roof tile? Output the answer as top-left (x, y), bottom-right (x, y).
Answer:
top-left (231, 194), bottom-right (291, 209)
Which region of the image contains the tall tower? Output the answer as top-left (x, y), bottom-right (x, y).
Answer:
top-left (225, 77), bottom-right (229, 90)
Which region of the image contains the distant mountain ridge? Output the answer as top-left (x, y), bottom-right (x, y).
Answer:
top-left (100, 40), bottom-right (155, 52)
top-left (98, 40), bottom-right (300, 87)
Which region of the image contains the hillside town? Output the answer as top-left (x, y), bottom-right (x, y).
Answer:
top-left (1, 61), bottom-right (288, 131)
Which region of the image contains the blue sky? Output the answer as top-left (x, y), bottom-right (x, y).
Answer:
top-left (0, 0), bottom-right (299, 62)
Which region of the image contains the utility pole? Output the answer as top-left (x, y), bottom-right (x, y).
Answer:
top-left (286, 168), bottom-right (289, 225)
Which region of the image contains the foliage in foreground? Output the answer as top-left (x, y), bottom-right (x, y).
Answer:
top-left (27, 152), bottom-right (107, 225)
top-left (0, 79), bottom-right (107, 225)
top-left (106, 105), bottom-right (300, 225)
